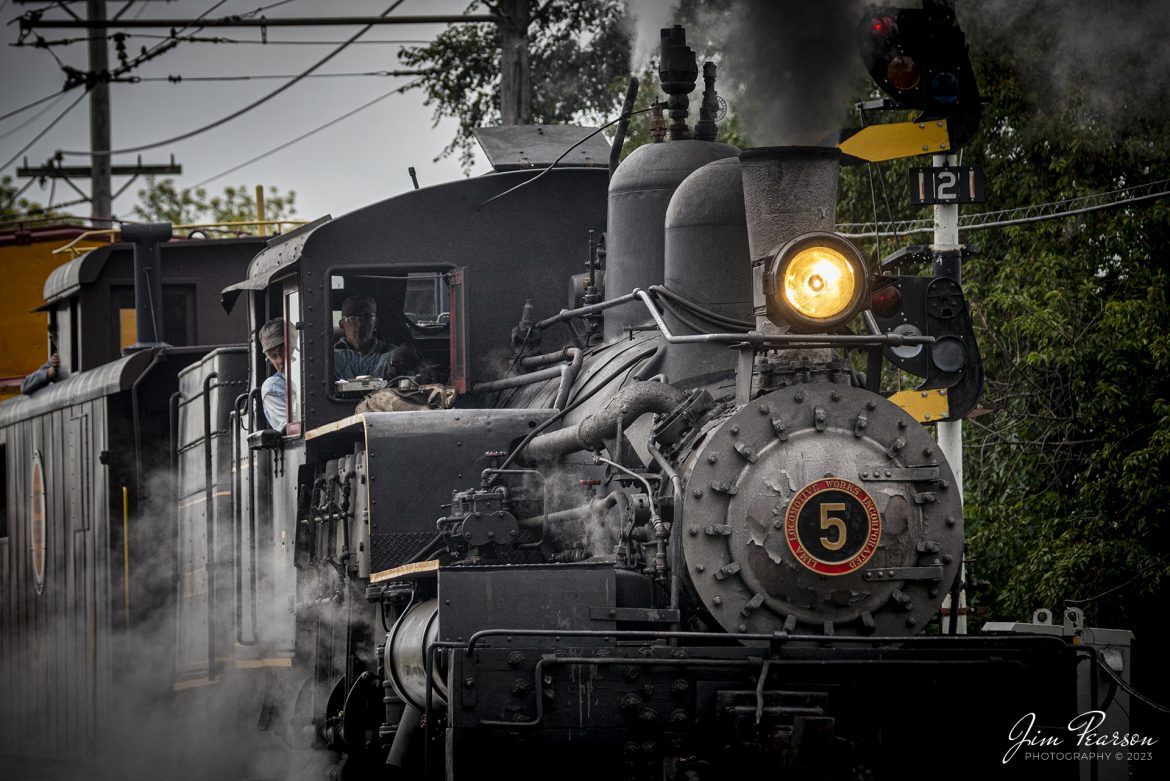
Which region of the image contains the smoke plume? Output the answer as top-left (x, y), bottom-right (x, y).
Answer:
top-left (692, 0), bottom-right (866, 146)
top-left (625, 0), bottom-right (684, 72)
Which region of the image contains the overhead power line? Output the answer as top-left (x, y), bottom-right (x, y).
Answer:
top-left (19, 12), bottom-right (497, 29)
top-left (130, 68), bottom-right (430, 83)
top-left (0, 92), bottom-right (66, 141)
top-left (192, 77), bottom-right (422, 188)
top-left (837, 178), bottom-right (1170, 238)
top-left (0, 88), bottom-right (73, 124)
top-left (0, 88), bottom-right (87, 174)
top-left (57, 0), bottom-right (410, 157)
top-left (23, 32), bottom-right (433, 46)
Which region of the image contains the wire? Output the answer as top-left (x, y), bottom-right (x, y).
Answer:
top-left (1094, 656), bottom-right (1170, 714)
top-left (58, 0), bottom-right (408, 157)
top-left (838, 177), bottom-right (1170, 238)
top-left (28, 33), bottom-right (433, 46)
top-left (0, 89), bottom-right (71, 125)
top-left (0, 92), bottom-right (66, 141)
top-left (191, 78), bottom-right (421, 188)
top-left (132, 69), bottom-right (428, 83)
top-left (478, 103), bottom-right (659, 210)
top-left (239, 0), bottom-right (300, 17)
top-left (0, 88), bottom-right (88, 174)
top-left (106, 0), bottom-right (232, 82)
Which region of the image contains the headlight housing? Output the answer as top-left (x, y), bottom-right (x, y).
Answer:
top-left (764, 232), bottom-right (868, 332)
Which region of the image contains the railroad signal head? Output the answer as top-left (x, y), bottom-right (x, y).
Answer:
top-left (859, 2), bottom-right (982, 146)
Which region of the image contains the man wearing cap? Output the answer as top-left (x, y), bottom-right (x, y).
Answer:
top-left (334, 294), bottom-right (393, 380)
top-left (259, 317), bottom-right (288, 431)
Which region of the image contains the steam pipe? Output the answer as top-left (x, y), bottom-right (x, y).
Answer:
top-left (498, 345), bottom-right (659, 471)
top-left (247, 387), bottom-right (261, 636)
top-left (524, 381), bottom-right (688, 462)
top-left (647, 442), bottom-right (683, 622)
top-left (130, 347), bottom-right (165, 507)
top-left (386, 703), bottom-right (422, 769)
top-left (534, 287), bottom-right (932, 348)
top-left (594, 454), bottom-right (667, 580)
top-left (473, 348), bottom-right (582, 409)
top-left (534, 291), bottom-right (639, 330)
top-left (203, 372), bottom-right (218, 675)
top-left (609, 76), bottom-right (640, 177)
top-left (170, 390), bottom-right (181, 630)
top-left (516, 346), bottom-right (579, 370)
top-left (120, 222), bottom-right (173, 350)
top-left (169, 391), bottom-right (181, 474)
top-left (518, 491), bottom-right (629, 536)
top-left (634, 289), bottom-right (933, 347)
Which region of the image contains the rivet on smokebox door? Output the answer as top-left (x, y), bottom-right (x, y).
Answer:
top-left (707, 454), bottom-right (718, 464)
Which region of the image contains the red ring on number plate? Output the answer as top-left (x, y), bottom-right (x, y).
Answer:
top-left (784, 478), bottom-right (882, 576)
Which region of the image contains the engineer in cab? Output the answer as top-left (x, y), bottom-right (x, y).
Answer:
top-left (333, 294), bottom-right (419, 381)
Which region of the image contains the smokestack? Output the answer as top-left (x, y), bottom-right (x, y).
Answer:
top-left (738, 146), bottom-right (841, 331)
top-left (120, 222), bottom-right (173, 351)
top-left (658, 25), bottom-right (697, 140)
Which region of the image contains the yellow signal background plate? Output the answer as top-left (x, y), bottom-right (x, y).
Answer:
top-left (839, 120), bottom-right (951, 162)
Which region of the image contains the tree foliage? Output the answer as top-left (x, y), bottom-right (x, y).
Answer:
top-left (1, 174), bottom-right (65, 224)
top-left (399, 0), bottom-right (633, 168)
top-left (131, 177), bottom-right (297, 228)
top-left (836, 47), bottom-right (1170, 635)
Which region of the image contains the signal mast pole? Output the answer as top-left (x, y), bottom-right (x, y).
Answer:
top-left (933, 151), bottom-right (966, 633)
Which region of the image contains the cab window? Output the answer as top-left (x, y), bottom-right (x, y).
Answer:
top-left (328, 270), bottom-right (451, 398)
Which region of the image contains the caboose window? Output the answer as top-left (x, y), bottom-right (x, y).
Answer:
top-left (112, 285), bottom-right (194, 351)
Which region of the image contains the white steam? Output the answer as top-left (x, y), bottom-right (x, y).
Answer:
top-left (626, 0), bottom-right (683, 72)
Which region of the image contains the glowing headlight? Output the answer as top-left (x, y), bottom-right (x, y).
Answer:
top-left (765, 232), bottom-right (867, 332)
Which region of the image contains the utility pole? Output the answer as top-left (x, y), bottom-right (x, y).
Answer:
top-left (87, 0), bottom-right (112, 223)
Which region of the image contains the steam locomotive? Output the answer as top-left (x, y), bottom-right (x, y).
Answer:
top-left (0, 18), bottom-right (1137, 781)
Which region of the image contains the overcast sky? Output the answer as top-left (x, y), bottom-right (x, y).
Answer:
top-left (0, 0), bottom-right (493, 224)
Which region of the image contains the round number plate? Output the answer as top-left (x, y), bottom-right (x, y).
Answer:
top-left (784, 478), bottom-right (882, 576)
